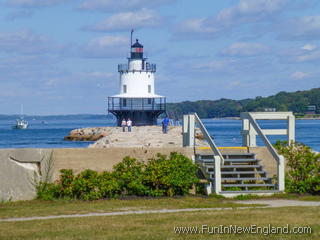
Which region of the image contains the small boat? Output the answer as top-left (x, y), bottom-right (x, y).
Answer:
top-left (13, 117), bottom-right (28, 129)
top-left (12, 104), bottom-right (29, 129)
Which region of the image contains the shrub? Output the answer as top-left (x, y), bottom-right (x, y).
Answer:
top-left (36, 152), bottom-right (199, 200)
top-left (274, 141), bottom-right (320, 195)
top-left (143, 152), bottom-right (199, 197)
top-left (36, 182), bottom-right (60, 200)
top-left (112, 156), bottom-right (148, 196)
top-left (98, 171), bottom-right (121, 199)
top-left (72, 169), bottom-right (101, 200)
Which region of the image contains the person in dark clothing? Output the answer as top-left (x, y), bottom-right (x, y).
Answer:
top-left (162, 116), bottom-right (170, 134)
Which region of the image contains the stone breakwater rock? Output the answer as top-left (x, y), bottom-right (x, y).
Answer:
top-left (64, 127), bottom-right (112, 141)
top-left (65, 126), bottom-right (208, 148)
top-left (89, 126), bottom-right (207, 148)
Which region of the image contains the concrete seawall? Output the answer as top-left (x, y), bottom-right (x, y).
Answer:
top-left (0, 146), bottom-right (277, 201)
top-left (0, 147), bottom-right (194, 201)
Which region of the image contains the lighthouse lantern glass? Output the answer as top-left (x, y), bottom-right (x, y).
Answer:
top-left (135, 47), bottom-right (143, 53)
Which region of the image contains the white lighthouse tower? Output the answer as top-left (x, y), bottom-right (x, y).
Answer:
top-left (108, 38), bottom-right (166, 126)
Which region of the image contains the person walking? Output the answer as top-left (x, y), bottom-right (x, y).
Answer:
top-left (127, 118), bottom-right (132, 132)
top-left (162, 116), bottom-right (169, 134)
top-left (121, 119), bottom-right (126, 132)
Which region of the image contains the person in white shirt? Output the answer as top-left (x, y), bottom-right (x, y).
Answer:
top-left (121, 119), bottom-right (127, 132)
top-left (127, 118), bottom-right (132, 132)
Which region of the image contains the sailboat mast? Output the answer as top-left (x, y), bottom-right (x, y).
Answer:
top-left (20, 104), bottom-right (24, 118)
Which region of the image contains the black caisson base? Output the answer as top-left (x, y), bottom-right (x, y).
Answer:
top-left (109, 110), bottom-right (165, 126)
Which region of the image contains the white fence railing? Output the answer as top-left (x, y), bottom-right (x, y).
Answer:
top-left (240, 112), bottom-right (295, 191)
top-left (183, 113), bottom-right (224, 194)
top-left (182, 112), bottom-right (293, 193)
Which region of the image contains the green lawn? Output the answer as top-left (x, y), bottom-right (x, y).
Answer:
top-left (1, 194), bottom-right (319, 220)
top-left (0, 196), bottom-right (249, 219)
top-left (0, 206), bottom-right (319, 240)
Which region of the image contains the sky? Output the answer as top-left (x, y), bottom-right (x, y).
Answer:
top-left (0, 0), bottom-right (319, 115)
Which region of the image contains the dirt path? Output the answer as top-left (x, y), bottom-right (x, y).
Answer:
top-left (1, 200), bottom-right (319, 222)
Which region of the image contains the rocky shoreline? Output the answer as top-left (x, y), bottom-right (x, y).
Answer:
top-left (64, 126), bottom-right (207, 148)
top-left (64, 127), bottom-right (111, 141)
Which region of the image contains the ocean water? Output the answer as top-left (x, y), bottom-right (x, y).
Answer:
top-left (0, 115), bottom-right (319, 151)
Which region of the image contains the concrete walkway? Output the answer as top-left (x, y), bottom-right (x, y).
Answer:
top-left (235, 199), bottom-right (320, 208)
top-left (0, 200), bottom-right (319, 222)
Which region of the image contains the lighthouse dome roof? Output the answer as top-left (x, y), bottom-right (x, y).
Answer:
top-left (132, 39), bottom-right (143, 48)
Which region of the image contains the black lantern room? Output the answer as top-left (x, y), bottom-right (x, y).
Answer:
top-left (131, 39), bottom-right (144, 59)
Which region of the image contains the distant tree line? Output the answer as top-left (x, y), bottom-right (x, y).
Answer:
top-left (166, 88), bottom-right (320, 118)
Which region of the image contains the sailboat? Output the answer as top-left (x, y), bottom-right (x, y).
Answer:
top-left (13, 105), bottom-right (29, 129)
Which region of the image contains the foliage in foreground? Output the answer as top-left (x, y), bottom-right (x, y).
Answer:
top-left (37, 152), bottom-right (199, 200)
top-left (275, 141), bottom-right (320, 195)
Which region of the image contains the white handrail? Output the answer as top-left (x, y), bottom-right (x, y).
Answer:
top-left (193, 113), bottom-right (225, 165)
top-left (246, 113), bottom-right (281, 162)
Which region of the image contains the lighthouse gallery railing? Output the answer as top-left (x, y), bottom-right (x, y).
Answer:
top-left (118, 63), bottom-right (156, 72)
top-left (108, 97), bottom-right (166, 111)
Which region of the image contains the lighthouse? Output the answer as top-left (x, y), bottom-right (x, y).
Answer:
top-left (108, 38), bottom-right (166, 126)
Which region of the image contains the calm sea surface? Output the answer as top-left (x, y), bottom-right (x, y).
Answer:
top-left (0, 115), bottom-right (319, 151)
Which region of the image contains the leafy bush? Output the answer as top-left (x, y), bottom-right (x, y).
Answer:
top-left (274, 141), bottom-right (320, 195)
top-left (36, 152), bottom-right (199, 200)
top-left (143, 152), bottom-right (199, 197)
top-left (36, 182), bottom-right (60, 200)
top-left (112, 156), bottom-right (148, 196)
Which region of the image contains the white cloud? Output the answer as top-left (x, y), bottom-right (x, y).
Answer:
top-left (280, 44), bottom-right (320, 63)
top-left (78, 0), bottom-right (172, 12)
top-left (220, 42), bottom-right (269, 57)
top-left (191, 59), bottom-right (237, 73)
top-left (216, 0), bottom-right (288, 24)
top-left (279, 16), bottom-right (320, 40)
top-left (4, 0), bottom-right (70, 7)
top-left (0, 29), bottom-right (66, 55)
top-left (295, 50), bottom-right (320, 62)
top-left (175, 0), bottom-right (288, 38)
top-left (302, 44), bottom-right (317, 50)
top-left (291, 71), bottom-right (310, 79)
top-left (175, 18), bottom-right (220, 35)
top-left (82, 35), bottom-right (128, 58)
top-left (84, 8), bottom-right (162, 32)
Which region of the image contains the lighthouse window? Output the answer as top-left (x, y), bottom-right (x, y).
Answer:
top-left (148, 98), bottom-right (151, 104)
top-left (148, 85), bottom-right (151, 93)
top-left (123, 99), bottom-right (127, 107)
top-left (123, 85), bottom-right (127, 93)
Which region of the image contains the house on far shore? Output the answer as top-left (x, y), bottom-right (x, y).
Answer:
top-left (306, 105), bottom-right (316, 115)
top-left (264, 108), bottom-right (277, 112)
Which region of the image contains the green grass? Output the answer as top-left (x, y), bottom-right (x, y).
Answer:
top-left (1, 194), bottom-right (319, 220)
top-left (0, 206), bottom-right (319, 239)
top-left (0, 195), bottom-right (249, 219)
